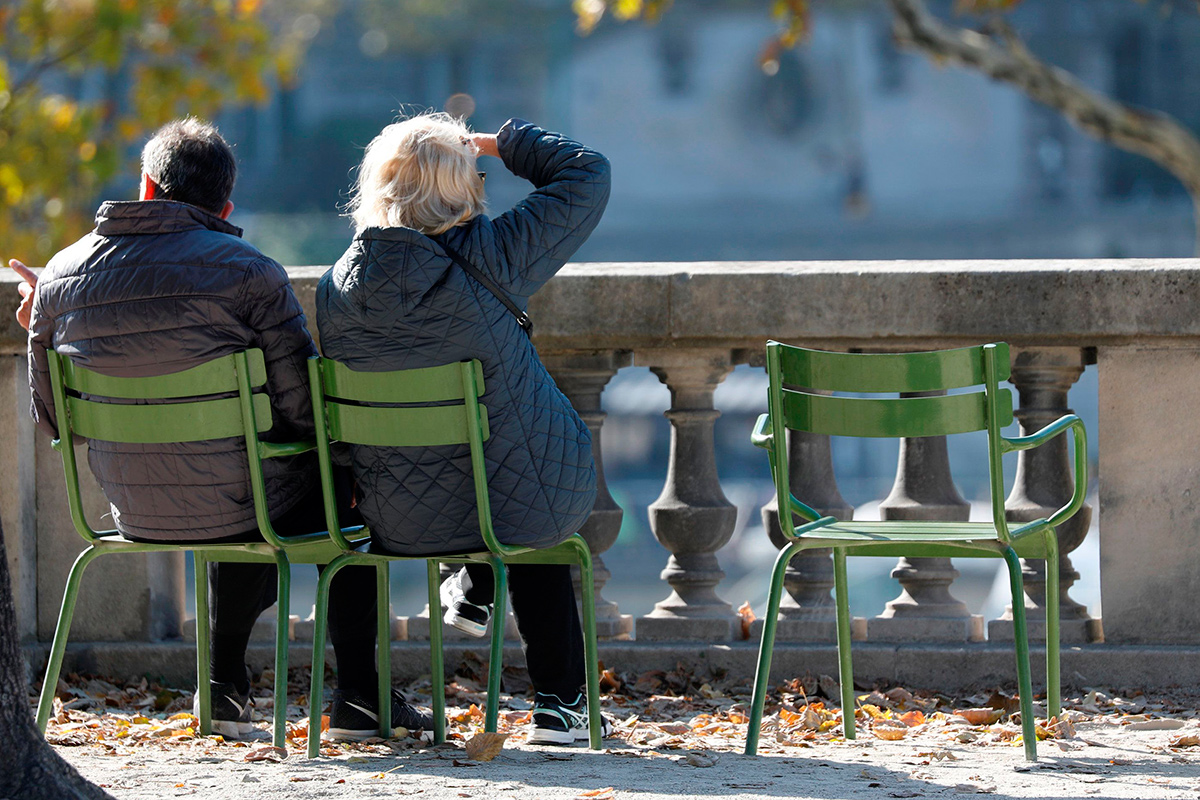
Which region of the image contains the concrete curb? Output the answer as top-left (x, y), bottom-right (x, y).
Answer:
top-left (23, 640), bottom-right (1200, 693)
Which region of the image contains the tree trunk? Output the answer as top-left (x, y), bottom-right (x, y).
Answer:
top-left (887, 0), bottom-right (1200, 254)
top-left (0, 519), bottom-right (112, 800)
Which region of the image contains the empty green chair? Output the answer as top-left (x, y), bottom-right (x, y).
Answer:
top-left (38, 348), bottom-right (353, 747)
top-left (304, 356), bottom-right (602, 758)
top-left (744, 341), bottom-right (1087, 762)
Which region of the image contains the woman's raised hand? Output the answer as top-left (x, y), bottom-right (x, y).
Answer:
top-left (471, 133), bottom-right (500, 159)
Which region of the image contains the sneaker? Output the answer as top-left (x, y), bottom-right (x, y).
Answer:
top-left (440, 568), bottom-right (491, 638)
top-left (193, 680), bottom-right (253, 740)
top-left (327, 688), bottom-right (435, 741)
top-left (528, 692), bottom-right (612, 745)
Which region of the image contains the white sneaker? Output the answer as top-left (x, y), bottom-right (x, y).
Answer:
top-left (439, 568), bottom-right (491, 638)
top-left (528, 692), bottom-right (613, 745)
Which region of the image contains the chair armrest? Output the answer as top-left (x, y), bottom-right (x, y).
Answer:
top-left (751, 413), bottom-right (822, 525)
top-left (258, 439), bottom-right (317, 459)
top-left (751, 413), bottom-right (773, 449)
top-left (1001, 413), bottom-right (1088, 529)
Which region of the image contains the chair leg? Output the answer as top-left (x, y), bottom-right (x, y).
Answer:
top-left (427, 559), bottom-right (446, 745)
top-left (308, 554), bottom-right (352, 758)
top-left (272, 551), bottom-right (291, 749)
top-left (745, 540), bottom-right (802, 755)
top-left (485, 556), bottom-right (508, 734)
top-left (36, 547), bottom-right (101, 733)
top-left (573, 539), bottom-right (602, 750)
top-left (1043, 530), bottom-right (1062, 720)
top-left (376, 563), bottom-right (392, 738)
top-left (193, 553), bottom-right (212, 737)
top-left (833, 548), bottom-right (856, 741)
top-left (1003, 546), bottom-right (1038, 762)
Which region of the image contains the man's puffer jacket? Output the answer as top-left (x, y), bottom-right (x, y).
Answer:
top-left (316, 119), bottom-right (610, 555)
top-left (27, 200), bottom-right (317, 541)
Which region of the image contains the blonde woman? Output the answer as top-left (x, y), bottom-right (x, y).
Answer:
top-left (316, 114), bottom-right (611, 744)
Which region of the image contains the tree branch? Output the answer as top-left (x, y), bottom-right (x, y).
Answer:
top-left (887, 0), bottom-right (1200, 221)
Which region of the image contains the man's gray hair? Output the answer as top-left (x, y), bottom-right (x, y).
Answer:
top-left (140, 117), bottom-right (237, 214)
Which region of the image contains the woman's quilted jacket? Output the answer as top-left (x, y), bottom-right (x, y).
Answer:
top-left (316, 119), bottom-right (611, 555)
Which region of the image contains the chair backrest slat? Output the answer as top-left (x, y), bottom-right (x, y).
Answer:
top-left (321, 359), bottom-right (484, 404)
top-left (67, 393), bottom-right (273, 443)
top-left (781, 387), bottom-right (1012, 438)
top-left (61, 349), bottom-right (267, 398)
top-left (777, 343), bottom-right (1010, 393)
top-left (325, 401), bottom-right (489, 447)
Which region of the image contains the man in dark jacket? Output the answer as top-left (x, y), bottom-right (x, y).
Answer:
top-left (14, 118), bottom-right (430, 739)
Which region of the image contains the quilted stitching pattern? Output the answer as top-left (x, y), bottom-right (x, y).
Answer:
top-left (316, 119), bottom-right (611, 555)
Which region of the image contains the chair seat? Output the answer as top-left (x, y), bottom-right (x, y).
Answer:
top-left (795, 520), bottom-right (1053, 558)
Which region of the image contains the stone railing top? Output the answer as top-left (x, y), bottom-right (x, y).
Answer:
top-left (4, 259), bottom-right (1199, 355)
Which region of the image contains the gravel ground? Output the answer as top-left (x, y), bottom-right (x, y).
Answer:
top-left (58, 721), bottom-right (1200, 800)
top-left (40, 667), bottom-right (1200, 800)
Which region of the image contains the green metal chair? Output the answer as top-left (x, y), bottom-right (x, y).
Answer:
top-left (304, 356), bottom-right (602, 758)
top-left (38, 348), bottom-right (355, 747)
top-left (744, 341), bottom-right (1087, 762)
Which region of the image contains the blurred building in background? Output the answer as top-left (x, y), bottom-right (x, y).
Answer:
top-left (219, 0), bottom-right (1200, 266)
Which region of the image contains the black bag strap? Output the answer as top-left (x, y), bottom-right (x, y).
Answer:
top-left (438, 241), bottom-right (532, 336)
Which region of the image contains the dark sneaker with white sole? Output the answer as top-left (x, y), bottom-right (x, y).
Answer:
top-left (193, 680), bottom-right (254, 740)
top-left (327, 688), bottom-right (435, 741)
top-left (529, 692), bottom-right (612, 745)
top-left (440, 568), bottom-right (491, 638)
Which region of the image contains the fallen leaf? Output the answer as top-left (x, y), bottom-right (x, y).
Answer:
top-left (898, 710), bottom-right (926, 727)
top-left (872, 722), bottom-right (907, 741)
top-left (244, 746), bottom-right (287, 763)
top-left (465, 731), bottom-right (509, 762)
top-left (1169, 734), bottom-right (1200, 748)
top-left (954, 782), bottom-right (996, 794)
top-left (737, 602), bottom-right (756, 640)
top-left (1125, 719), bottom-right (1185, 731)
top-left (683, 752), bottom-right (716, 767)
top-left (576, 788), bottom-right (615, 798)
top-left (917, 749), bottom-right (958, 761)
top-left (1047, 716), bottom-right (1077, 739)
top-left (958, 708), bottom-right (1003, 726)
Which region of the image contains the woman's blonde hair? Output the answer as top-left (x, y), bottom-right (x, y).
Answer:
top-left (349, 112), bottom-right (486, 235)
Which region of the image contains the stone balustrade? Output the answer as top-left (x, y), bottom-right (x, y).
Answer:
top-left (7, 259), bottom-right (1200, 688)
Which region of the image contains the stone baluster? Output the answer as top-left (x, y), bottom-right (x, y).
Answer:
top-left (636, 349), bottom-right (738, 641)
top-left (869, 393), bottom-right (982, 641)
top-left (755, 427), bottom-right (860, 641)
top-left (989, 347), bottom-right (1099, 642)
top-left (543, 350), bottom-right (634, 639)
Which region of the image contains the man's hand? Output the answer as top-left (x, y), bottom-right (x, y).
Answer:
top-left (471, 133), bottom-right (500, 159)
top-left (10, 259), bottom-right (38, 331)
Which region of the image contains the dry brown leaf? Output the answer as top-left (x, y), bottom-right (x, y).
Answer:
top-left (1169, 733), bottom-right (1200, 748)
top-left (1125, 718), bottom-right (1185, 731)
top-left (1047, 715), bottom-right (1077, 739)
top-left (872, 722), bottom-right (907, 741)
top-left (465, 731), bottom-right (509, 762)
top-left (898, 710), bottom-right (926, 727)
top-left (958, 707), bottom-right (1003, 726)
top-left (244, 745), bottom-right (287, 763)
top-left (576, 788), bottom-right (615, 798)
top-left (736, 602), bottom-right (756, 641)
